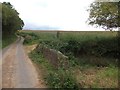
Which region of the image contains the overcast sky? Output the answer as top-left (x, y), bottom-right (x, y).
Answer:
top-left (1, 0), bottom-right (105, 31)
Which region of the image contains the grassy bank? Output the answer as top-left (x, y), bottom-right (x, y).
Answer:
top-left (29, 50), bottom-right (79, 89)
top-left (2, 35), bottom-right (17, 48)
top-left (19, 30), bottom-right (119, 88)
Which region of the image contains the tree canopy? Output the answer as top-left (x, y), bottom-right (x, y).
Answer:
top-left (2, 2), bottom-right (24, 37)
top-left (88, 1), bottom-right (119, 30)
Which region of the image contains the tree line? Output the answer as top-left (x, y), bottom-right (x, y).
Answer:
top-left (1, 2), bottom-right (24, 38)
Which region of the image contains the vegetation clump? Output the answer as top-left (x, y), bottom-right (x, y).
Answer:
top-left (29, 49), bottom-right (79, 89)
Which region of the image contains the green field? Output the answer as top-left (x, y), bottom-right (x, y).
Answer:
top-left (18, 30), bottom-right (119, 88)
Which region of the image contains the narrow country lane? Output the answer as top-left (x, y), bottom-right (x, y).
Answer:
top-left (1, 37), bottom-right (44, 88)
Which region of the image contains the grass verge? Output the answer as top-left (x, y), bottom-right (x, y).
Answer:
top-left (2, 35), bottom-right (17, 49)
top-left (29, 50), bottom-right (80, 89)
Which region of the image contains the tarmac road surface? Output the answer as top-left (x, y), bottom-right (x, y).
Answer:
top-left (0, 37), bottom-right (44, 88)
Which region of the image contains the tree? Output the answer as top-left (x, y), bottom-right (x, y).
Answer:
top-left (0, 3), bottom-right (1, 18)
top-left (87, 1), bottom-right (119, 30)
top-left (2, 2), bottom-right (24, 38)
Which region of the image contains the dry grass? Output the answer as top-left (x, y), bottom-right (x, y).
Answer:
top-left (24, 44), bottom-right (37, 54)
top-left (73, 66), bottom-right (118, 88)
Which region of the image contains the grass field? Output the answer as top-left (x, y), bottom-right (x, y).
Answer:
top-left (18, 30), bottom-right (119, 88)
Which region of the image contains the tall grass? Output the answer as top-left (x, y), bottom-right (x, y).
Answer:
top-left (59, 31), bottom-right (117, 42)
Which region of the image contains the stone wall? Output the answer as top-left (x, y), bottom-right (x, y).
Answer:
top-left (35, 44), bottom-right (69, 69)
